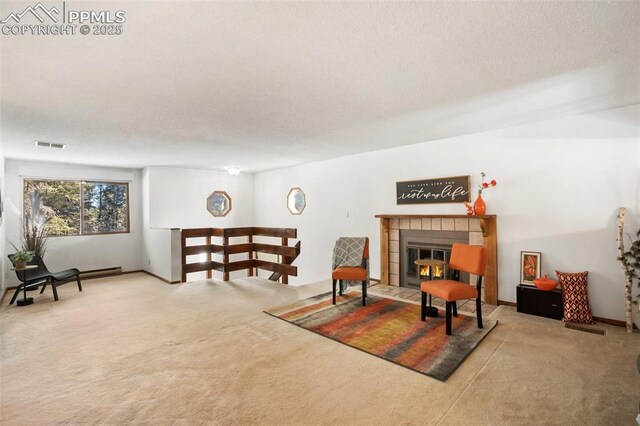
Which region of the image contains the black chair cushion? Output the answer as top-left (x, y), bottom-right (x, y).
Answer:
top-left (51, 268), bottom-right (80, 281)
top-left (21, 271), bottom-right (53, 283)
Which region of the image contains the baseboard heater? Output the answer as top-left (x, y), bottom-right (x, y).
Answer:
top-left (79, 267), bottom-right (122, 280)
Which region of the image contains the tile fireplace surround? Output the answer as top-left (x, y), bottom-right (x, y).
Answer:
top-left (376, 215), bottom-right (498, 304)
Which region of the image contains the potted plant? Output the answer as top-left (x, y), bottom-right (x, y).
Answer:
top-left (10, 250), bottom-right (35, 269)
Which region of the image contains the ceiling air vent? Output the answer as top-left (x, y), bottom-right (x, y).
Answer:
top-left (35, 141), bottom-right (66, 149)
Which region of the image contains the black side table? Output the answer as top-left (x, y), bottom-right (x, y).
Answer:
top-left (415, 258), bottom-right (446, 317)
top-left (12, 265), bottom-right (39, 306)
top-left (516, 284), bottom-right (563, 320)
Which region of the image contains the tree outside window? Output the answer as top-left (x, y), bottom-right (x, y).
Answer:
top-left (83, 182), bottom-right (129, 234)
top-left (24, 179), bottom-right (129, 236)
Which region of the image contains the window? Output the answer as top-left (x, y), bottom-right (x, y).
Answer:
top-left (82, 182), bottom-right (129, 234)
top-left (24, 179), bottom-right (129, 236)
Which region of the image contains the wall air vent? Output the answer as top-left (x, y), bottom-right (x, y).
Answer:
top-left (35, 141), bottom-right (66, 149)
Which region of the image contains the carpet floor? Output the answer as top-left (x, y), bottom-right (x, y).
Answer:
top-left (1, 273), bottom-right (638, 425)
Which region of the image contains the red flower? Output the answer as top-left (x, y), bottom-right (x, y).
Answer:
top-left (477, 172), bottom-right (498, 194)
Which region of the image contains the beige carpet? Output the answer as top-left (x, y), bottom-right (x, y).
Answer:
top-left (0, 273), bottom-right (638, 425)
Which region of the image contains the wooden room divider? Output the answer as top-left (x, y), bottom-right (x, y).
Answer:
top-left (181, 227), bottom-right (300, 283)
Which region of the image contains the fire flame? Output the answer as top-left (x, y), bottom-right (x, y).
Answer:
top-left (420, 265), bottom-right (444, 278)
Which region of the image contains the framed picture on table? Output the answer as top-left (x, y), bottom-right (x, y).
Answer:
top-left (520, 251), bottom-right (541, 285)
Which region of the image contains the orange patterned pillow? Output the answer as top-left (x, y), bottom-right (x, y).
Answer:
top-left (556, 271), bottom-right (595, 324)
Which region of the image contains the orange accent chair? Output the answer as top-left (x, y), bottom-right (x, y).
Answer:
top-left (420, 243), bottom-right (487, 335)
top-left (331, 238), bottom-right (369, 306)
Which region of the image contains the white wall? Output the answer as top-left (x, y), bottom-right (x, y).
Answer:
top-left (144, 167), bottom-right (254, 229)
top-left (141, 166), bottom-right (255, 282)
top-left (4, 160), bottom-right (144, 285)
top-left (0, 151), bottom-right (5, 296)
top-left (253, 105), bottom-right (640, 321)
top-left (140, 168), bottom-right (183, 283)
top-left (141, 226), bottom-right (180, 283)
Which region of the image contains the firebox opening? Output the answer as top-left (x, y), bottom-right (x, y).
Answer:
top-left (399, 230), bottom-right (469, 290)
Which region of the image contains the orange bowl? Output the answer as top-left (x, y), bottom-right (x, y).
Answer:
top-left (533, 275), bottom-right (557, 291)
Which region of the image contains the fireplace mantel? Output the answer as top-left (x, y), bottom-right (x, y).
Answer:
top-left (376, 214), bottom-right (498, 304)
top-left (375, 215), bottom-right (496, 218)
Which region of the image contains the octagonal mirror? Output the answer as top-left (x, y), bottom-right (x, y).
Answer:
top-left (207, 190), bottom-right (232, 217)
top-left (287, 187), bottom-right (306, 215)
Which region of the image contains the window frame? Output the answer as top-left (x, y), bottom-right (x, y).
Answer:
top-left (23, 178), bottom-right (131, 237)
top-left (81, 180), bottom-right (131, 236)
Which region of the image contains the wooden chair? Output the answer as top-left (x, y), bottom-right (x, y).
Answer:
top-left (420, 243), bottom-right (486, 335)
top-left (8, 253), bottom-right (82, 304)
top-left (331, 238), bottom-right (369, 306)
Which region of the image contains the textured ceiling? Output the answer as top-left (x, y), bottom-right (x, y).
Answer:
top-left (1, 1), bottom-right (639, 172)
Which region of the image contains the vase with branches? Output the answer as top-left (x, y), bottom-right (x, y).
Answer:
top-left (473, 172), bottom-right (497, 215)
top-left (15, 190), bottom-right (50, 259)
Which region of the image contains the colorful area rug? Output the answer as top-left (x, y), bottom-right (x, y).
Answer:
top-left (265, 292), bottom-right (497, 381)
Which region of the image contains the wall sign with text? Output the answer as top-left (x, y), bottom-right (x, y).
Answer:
top-left (396, 175), bottom-right (470, 204)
